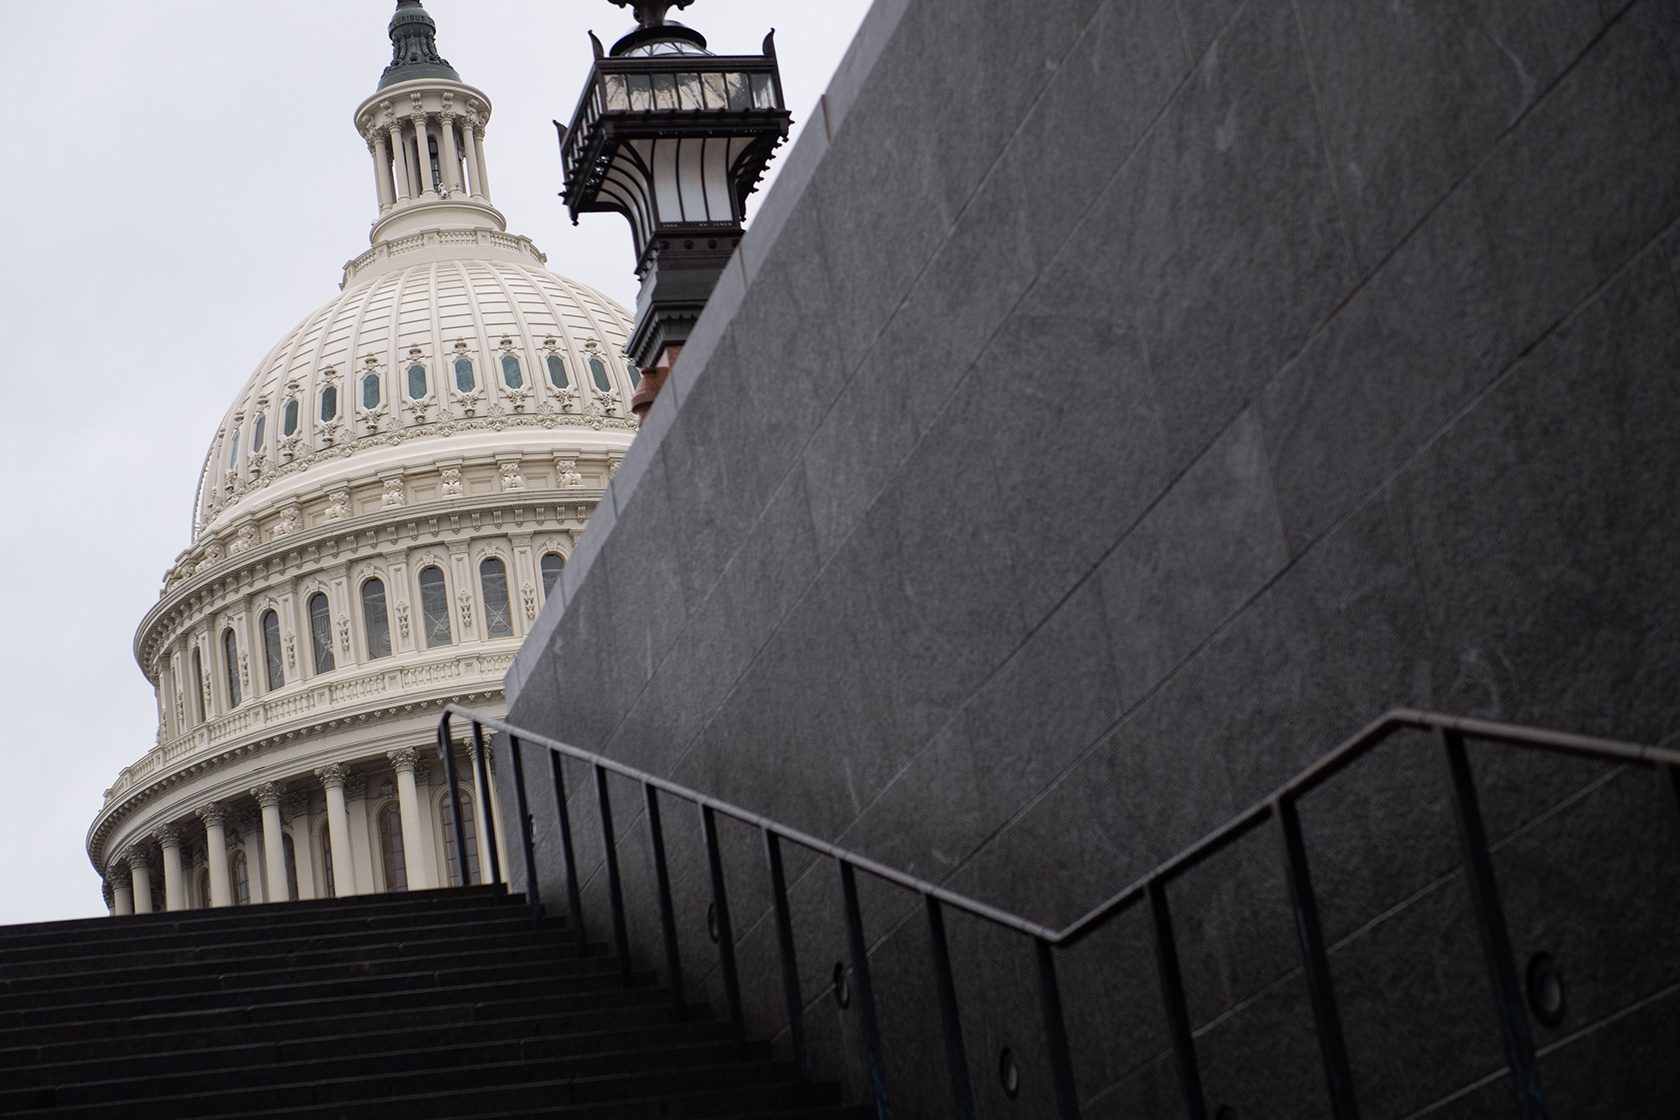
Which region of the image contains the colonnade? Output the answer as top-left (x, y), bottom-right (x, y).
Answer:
top-left (106, 743), bottom-right (506, 915)
top-left (367, 109), bottom-right (491, 211)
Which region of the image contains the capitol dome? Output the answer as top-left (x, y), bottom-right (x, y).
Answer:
top-left (88, 1), bottom-right (637, 916)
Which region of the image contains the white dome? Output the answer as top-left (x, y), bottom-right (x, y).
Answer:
top-left (195, 244), bottom-right (640, 544)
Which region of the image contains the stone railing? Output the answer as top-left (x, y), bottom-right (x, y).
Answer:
top-left (103, 650), bottom-right (515, 805)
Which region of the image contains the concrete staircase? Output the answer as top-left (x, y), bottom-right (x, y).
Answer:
top-left (0, 888), bottom-right (863, 1119)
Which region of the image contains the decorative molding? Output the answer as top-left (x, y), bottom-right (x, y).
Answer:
top-left (440, 467), bottom-right (464, 498)
top-left (521, 581), bottom-right (537, 621)
top-left (457, 591), bottom-right (474, 631)
top-left (343, 773), bottom-right (368, 800)
top-left (251, 782), bottom-right (282, 809)
top-left (555, 458), bottom-right (584, 488)
top-left (383, 477), bottom-right (407, 508)
top-left (155, 824), bottom-right (181, 848)
top-left (499, 461), bottom-right (527, 491)
top-left (323, 489), bottom-right (353, 522)
top-left (387, 747), bottom-right (418, 774)
top-left (395, 600), bottom-right (411, 640)
top-left (315, 764), bottom-right (346, 790)
top-left (337, 615), bottom-right (351, 654)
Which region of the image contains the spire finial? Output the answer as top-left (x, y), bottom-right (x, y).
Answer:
top-left (609, 0), bottom-right (695, 28)
top-left (379, 0), bottom-right (461, 90)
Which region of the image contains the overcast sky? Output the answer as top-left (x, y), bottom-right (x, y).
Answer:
top-left (0, 0), bottom-right (871, 924)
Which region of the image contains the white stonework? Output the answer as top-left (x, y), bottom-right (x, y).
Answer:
top-left (87, 6), bottom-right (635, 913)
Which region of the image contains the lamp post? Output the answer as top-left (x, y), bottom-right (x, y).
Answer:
top-left (559, 0), bottom-right (791, 423)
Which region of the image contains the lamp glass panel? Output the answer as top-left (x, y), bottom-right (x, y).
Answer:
top-left (677, 73), bottom-right (703, 110)
top-left (653, 73), bottom-right (678, 109)
top-left (701, 72), bottom-right (729, 109)
top-left (628, 73), bottom-right (653, 111)
top-left (726, 72), bottom-right (752, 110)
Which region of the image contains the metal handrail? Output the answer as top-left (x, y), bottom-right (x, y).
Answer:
top-left (437, 704), bottom-right (1680, 1120)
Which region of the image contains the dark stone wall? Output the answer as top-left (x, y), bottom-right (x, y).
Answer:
top-left (500, 0), bottom-right (1680, 1115)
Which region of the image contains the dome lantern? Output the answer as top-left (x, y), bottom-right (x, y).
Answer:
top-left (558, 0), bottom-right (791, 421)
top-left (355, 1), bottom-right (507, 252)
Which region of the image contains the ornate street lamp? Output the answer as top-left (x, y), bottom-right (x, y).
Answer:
top-left (559, 0), bottom-right (792, 422)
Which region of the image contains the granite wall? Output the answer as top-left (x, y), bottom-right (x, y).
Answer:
top-left (499, 0), bottom-right (1680, 1115)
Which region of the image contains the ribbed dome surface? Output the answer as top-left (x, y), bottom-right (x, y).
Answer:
top-left (196, 254), bottom-right (639, 537)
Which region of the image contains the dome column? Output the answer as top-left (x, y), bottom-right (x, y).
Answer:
top-left (156, 825), bottom-right (185, 911)
top-left (411, 112), bottom-right (434, 195)
top-left (467, 740), bottom-right (497, 884)
top-left (198, 803), bottom-right (233, 907)
top-left (316, 765), bottom-right (361, 896)
top-left (387, 120), bottom-right (414, 203)
top-left (128, 851), bottom-right (154, 914)
top-left (439, 113), bottom-right (463, 196)
top-left (388, 748), bottom-right (433, 890)
top-left (286, 793), bottom-right (318, 901)
top-left (470, 122), bottom-right (491, 202)
top-left (111, 865), bottom-right (133, 917)
top-left (253, 784), bottom-right (289, 903)
top-left (369, 132), bottom-right (396, 211)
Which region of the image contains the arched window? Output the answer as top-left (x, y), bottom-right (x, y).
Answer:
top-left (283, 399), bottom-right (300, 436)
top-left (441, 789), bottom-right (481, 886)
top-left (481, 558), bottom-right (513, 638)
top-left (261, 610), bottom-right (284, 691)
top-left (320, 385), bottom-right (338, 423)
top-left (378, 803), bottom-right (407, 892)
top-left (455, 357), bottom-right (476, 393)
top-left (282, 833), bottom-right (299, 902)
top-left (362, 579), bottom-right (392, 660)
top-left (541, 553), bottom-right (565, 599)
top-left (501, 354), bottom-right (524, 389)
top-left (222, 628), bottom-right (242, 708)
top-left (408, 364), bottom-right (427, 400)
top-left (319, 824), bottom-right (336, 899)
top-left (589, 356), bottom-right (612, 392)
top-left (227, 429), bottom-right (240, 470)
top-left (308, 593), bottom-right (335, 674)
top-left (190, 647), bottom-right (205, 724)
top-left (419, 567), bottom-right (452, 648)
top-left (252, 413), bottom-right (266, 454)
top-left (197, 867), bottom-right (210, 909)
top-left (230, 849), bottom-right (250, 906)
top-left (546, 354), bottom-right (569, 389)
top-left (362, 373), bottom-right (381, 410)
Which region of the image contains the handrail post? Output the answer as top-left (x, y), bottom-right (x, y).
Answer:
top-left (928, 896), bottom-right (976, 1120)
top-left (437, 714), bottom-right (470, 887)
top-left (508, 735), bottom-right (542, 928)
top-left (700, 805), bottom-right (747, 1056)
top-left (1035, 937), bottom-right (1080, 1120)
top-left (594, 765), bottom-right (634, 988)
top-left (470, 721), bottom-right (503, 887)
top-left (549, 752), bottom-right (589, 957)
top-left (840, 861), bottom-right (892, 1120)
top-left (765, 831), bottom-right (810, 1078)
top-left (1440, 728), bottom-right (1548, 1120)
top-left (1275, 796), bottom-right (1359, 1119)
top-left (1148, 877), bottom-right (1207, 1120)
top-left (644, 783), bottom-right (687, 1022)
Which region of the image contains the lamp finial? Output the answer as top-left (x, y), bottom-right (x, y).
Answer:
top-left (609, 0), bottom-right (695, 28)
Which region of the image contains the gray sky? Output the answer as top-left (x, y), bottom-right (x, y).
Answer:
top-left (0, 0), bottom-right (871, 924)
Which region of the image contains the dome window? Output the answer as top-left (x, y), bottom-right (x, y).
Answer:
top-left (378, 803), bottom-right (408, 892)
top-left (230, 849), bottom-right (251, 906)
top-left (362, 373), bottom-right (382, 410)
top-left (221, 628), bottom-right (242, 708)
top-left (252, 414), bottom-right (266, 454)
top-left (283, 400), bottom-right (300, 437)
top-left (502, 355), bottom-right (524, 389)
top-left (589, 357), bottom-right (612, 392)
top-left (320, 386), bottom-right (339, 424)
top-left (260, 610), bottom-right (284, 692)
top-left (547, 355), bottom-right (569, 389)
top-left (308, 592), bottom-right (336, 674)
top-left (481, 558), bottom-right (514, 638)
top-left (408, 364), bottom-right (428, 400)
top-left (455, 357), bottom-right (476, 393)
top-left (362, 578), bottom-right (392, 660)
top-left (227, 430), bottom-right (240, 471)
top-left (541, 553), bottom-right (565, 599)
top-left (189, 648), bottom-right (206, 725)
top-left (419, 566), bottom-right (453, 647)
top-left (626, 362), bottom-right (642, 388)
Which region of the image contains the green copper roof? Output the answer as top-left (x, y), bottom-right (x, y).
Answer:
top-left (378, 0), bottom-right (461, 90)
